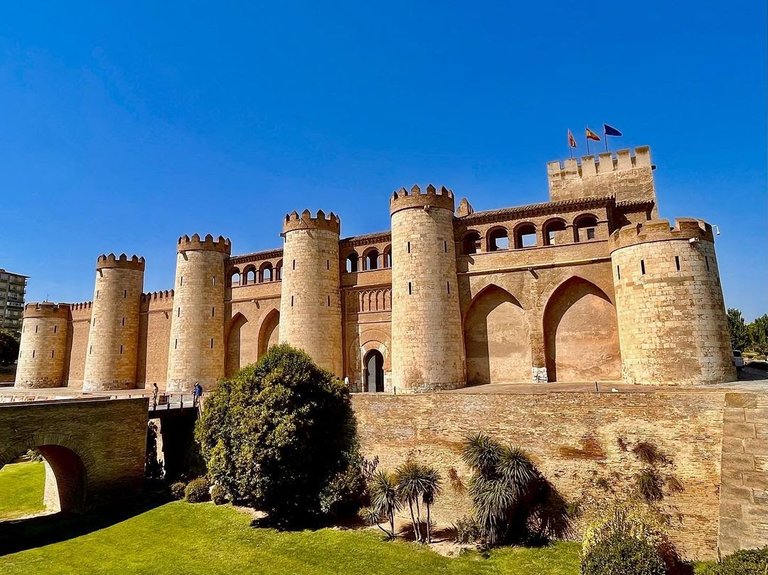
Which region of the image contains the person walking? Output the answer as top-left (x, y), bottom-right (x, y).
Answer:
top-left (193, 382), bottom-right (203, 407)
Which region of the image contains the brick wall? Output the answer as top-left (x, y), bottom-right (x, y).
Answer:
top-left (353, 389), bottom-right (727, 559)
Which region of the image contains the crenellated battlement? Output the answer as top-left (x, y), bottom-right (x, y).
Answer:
top-left (282, 209), bottom-right (341, 234)
top-left (610, 218), bottom-right (714, 252)
top-left (96, 253), bottom-right (146, 271)
top-left (390, 184), bottom-right (455, 216)
top-left (70, 301), bottom-right (93, 312)
top-left (141, 289), bottom-right (175, 302)
top-left (547, 146), bottom-right (651, 181)
top-left (177, 233), bottom-right (232, 254)
top-left (23, 302), bottom-right (70, 319)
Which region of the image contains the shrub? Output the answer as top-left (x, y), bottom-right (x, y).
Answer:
top-left (453, 515), bottom-right (482, 544)
top-left (211, 484), bottom-right (228, 505)
top-left (581, 532), bottom-right (666, 575)
top-left (185, 477), bottom-right (211, 503)
top-left (632, 440), bottom-right (666, 465)
top-left (583, 501), bottom-right (682, 573)
top-left (170, 481), bottom-right (186, 501)
top-left (697, 547), bottom-right (768, 575)
top-left (195, 344), bottom-right (358, 527)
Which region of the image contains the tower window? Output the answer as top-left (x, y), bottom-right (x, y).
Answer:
top-left (444, 240), bottom-right (448, 253)
top-left (96, 290), bottom-right (100, 299)
top-left (640, 260), bottom-right (646, 275)
top-left (177, 307), bottom-right (181, 317)
top-left (120, 345), bottom-right (123, 355)
top-left (53, 325), bottom-right (57, 334)
top-left (211, 307), bottom-right (215, 317)
top-left (586, 228), bottom-right (595, 240)
top-left (675, 256), bottom-right (681, 271)
top-left (51, 350), bottom-right (55, 358)
top-left (326, 259), bottom-right (330, 270)
top-left (32, 350), bottom-right (35, 358)
top-left (89, 345), bottom-right (92, 355)
top-left (212, 276), bottom-right (216, 286)
top-left (705, 256), bottom-right (710, 271)
top-left (35, 325), bottom-right (38, 333)
top-left (210, 338), bottom-right (214, 349)
top-left (121, 317), bottom-right (125, 326)
top-left (174, 339), bottom-right (178, 350)
top-left (123, 289), bottom-right (127, 298)
top-left (291, 295), bottom-right (294, 307)
top-left (92, 318), bottom-right (96, 327)
top-left (617, 265), bottom-right (621, 280)
top-left (447, 281), bottom-right (450, 294)
top-left (292, 260), bottom-right (296, 270)
top-left (327, 295), bottom-right (331, 306)
top-left (407, 241), bottom-right (411, 254)
top-left (180, 276), bottom-right (183, 286)
top-left (408, 282), bottom-right (412, 295)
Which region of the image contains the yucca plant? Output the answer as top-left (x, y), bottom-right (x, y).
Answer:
top-left (369, 470), bottom-right (400, 538)
top-left (420, 465), bottom-right (442, 543)
top-left (395, 461), bottom-right (427, 542)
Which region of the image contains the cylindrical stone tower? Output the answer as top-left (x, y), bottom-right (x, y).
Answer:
top-left (390, 184), bottom-right (465, 392)
top-left (83, 254), bottom-right (145, 391)
top-left (279, 209), bottom-right (343, 376)
top-left (610, 218), bottom-right (736, 385)
top-left (166, 234), bottom-right (230, 392)
top-left (15, 302), bottom-right (70, 388)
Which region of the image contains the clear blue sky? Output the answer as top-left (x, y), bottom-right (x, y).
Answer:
top-left (1, 1), bottom-right (765, 319)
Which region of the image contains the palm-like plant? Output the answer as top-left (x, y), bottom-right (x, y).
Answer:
top-left (368, 470), bottom-right (399, 538)
top-left (394, 461), bottom-right (426, 542)
top-left (420, 465), bottom-right (442, 543)
top-left (461, 432), bottom-right (567, 547)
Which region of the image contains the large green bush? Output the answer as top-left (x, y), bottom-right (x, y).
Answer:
top-left (195, 344), bottom-right (358, 526)
top-left (581, 532), bottom-right (667, 575)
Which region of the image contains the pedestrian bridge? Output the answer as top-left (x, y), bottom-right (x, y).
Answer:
top-left (0, 397), bottom-right (148, 513)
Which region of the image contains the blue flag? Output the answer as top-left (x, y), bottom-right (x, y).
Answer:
top-left (604, 124), bottom-right (622, 137)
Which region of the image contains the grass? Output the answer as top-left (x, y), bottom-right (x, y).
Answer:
top-left (0, 461), bottom-right (45, 520)
top-left (0, 502), bottom-right (580, 574)
top-left (0, 462), bottom-right (580, 574)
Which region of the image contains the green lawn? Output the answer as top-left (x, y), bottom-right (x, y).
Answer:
top-left (0, 461), bottom-right (45, 520)
top-left (0, 461), bottom-right (580, 574)
top-left (0, 502), bottom-right (580, 574)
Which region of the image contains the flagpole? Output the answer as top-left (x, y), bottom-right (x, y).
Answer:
top-left (585, 127), bottom-right (590, 155)
top-left (604, 127), bottom-right (608, 152)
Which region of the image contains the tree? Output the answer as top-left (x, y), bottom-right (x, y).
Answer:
top-left (461, 432), bottom-right (570, 547)
top-left (727, 308), bottom-right (749, 352)
top-left (395, 461), bottom-right (427, 542)
top-left (420, 465), bottom-right (442, 543)
top-left (0, 330), bottom-right (19, 366)
top-left (748, 314), bottom-right (768, 355)
top-left (195, 344), bottom-right (358, 527)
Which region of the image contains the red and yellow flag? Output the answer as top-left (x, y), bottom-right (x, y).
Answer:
top-left (568, 130), bottom-right (577, 148)
top-left (585, 127), bottom-right (601, 141)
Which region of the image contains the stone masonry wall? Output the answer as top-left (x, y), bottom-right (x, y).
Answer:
top-left (719, 392), bottom-right (768, 554)
top-left (353, 389), bottom-right (727, 559)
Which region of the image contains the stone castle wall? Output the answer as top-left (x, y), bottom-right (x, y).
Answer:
top-left (137, 291), bottom-right (174, 389)
top-left (15, 303), bottom-right (70, 388)
top-left (353, 389), bottom-right (729, 559)
top-left (611, 219), bottom-right (735, 385)
top-left (279, 211), bottom-right (343, 376)
top-left (390, 186), bottom-right (465, 391)
top-left (83, 256), bottom-right (145, 391)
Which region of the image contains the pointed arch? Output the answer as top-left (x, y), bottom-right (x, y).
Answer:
top-left (464, 284), bottom-right (531, 385)
top-left (543, 276), bottom-right (621, 382)
top-left (257, 308), bottom-right (280, 359)
top-left (226, 312), bottom-right (249, 377)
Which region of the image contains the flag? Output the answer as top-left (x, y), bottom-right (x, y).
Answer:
top-left (585, 128), bottom-right (601, 141)
top-left (568, 130), bottom-right (577, 148)
top-left (604, 124), bottom-right (622, 137)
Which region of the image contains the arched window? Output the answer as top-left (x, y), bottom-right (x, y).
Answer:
top-left (574, 215), bottom-right (599, 242)
top-left (260, 263), bottom-right (273, 282)
top-left (543, 219), bottom-right (568, 246)
top-left (274, 260), bottom-right (283, 281)
top-left (230, 269), bottom-right (241, 286)
top-left (364, 249), bottom-right (379, 271)
top-left (345, 253), bottom-right (359, 273)
top-left (514, 223), bottom-right (537, 249)
top-left (487, 228), bottom-right (509, 251)
top-left (462, 231), bottom-right (481, 254)
top-left (243, 266), bottom-right (257, 285)
top-left (382, 246), bottom-right (392, 268)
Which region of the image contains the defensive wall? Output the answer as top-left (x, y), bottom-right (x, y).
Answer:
top-left (0, 398), bottom-right (148, 512)
top-left (353, 387), bottom-right (768, 560)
